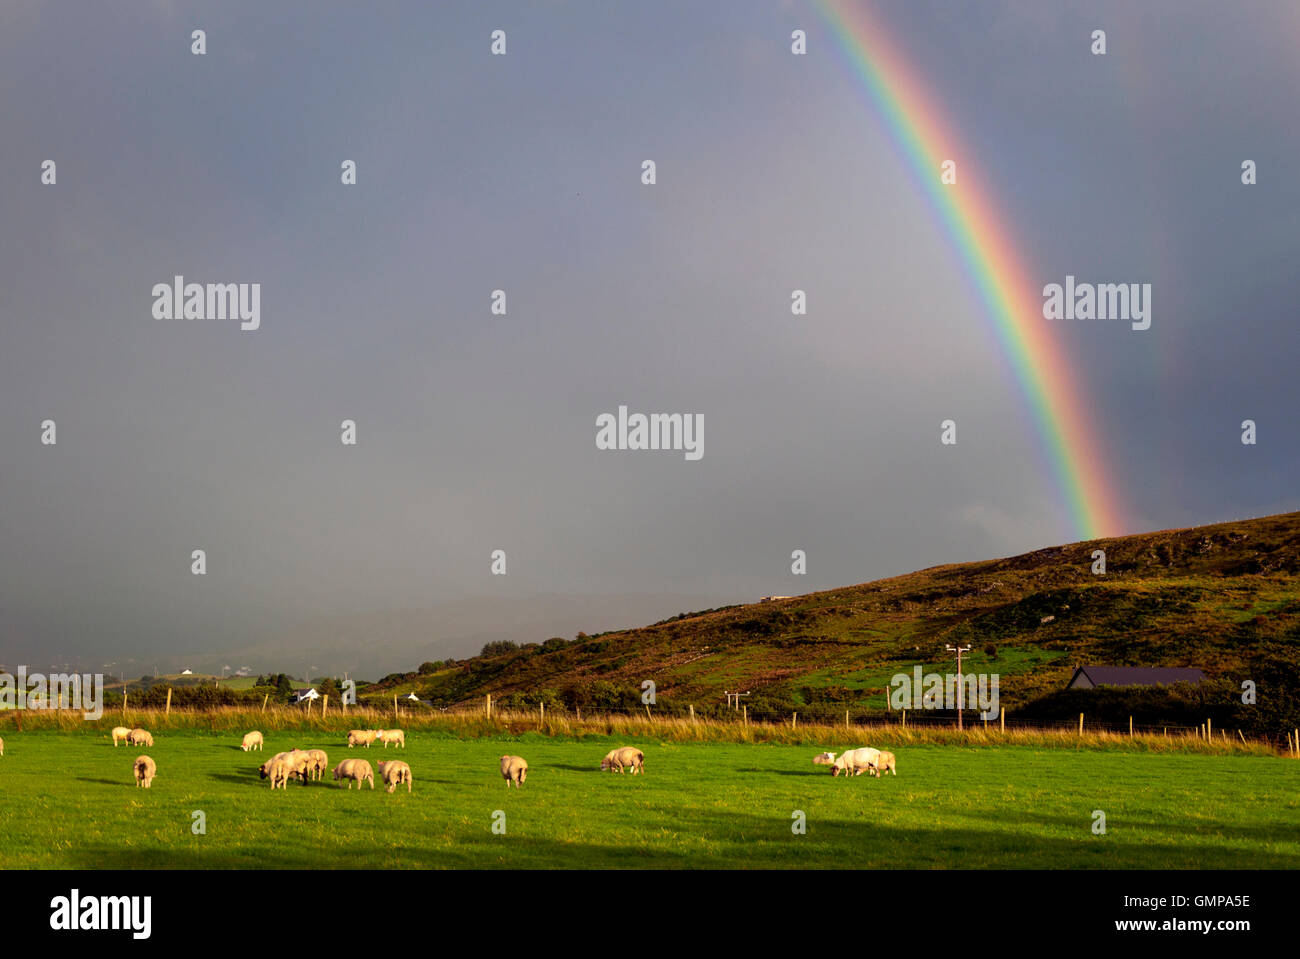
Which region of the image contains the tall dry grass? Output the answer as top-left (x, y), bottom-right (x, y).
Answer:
top-left (0, 705), bottom-right (1287, 756)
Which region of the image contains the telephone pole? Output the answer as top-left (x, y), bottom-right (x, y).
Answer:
top-left (946, 644), bottom-right (972, 730)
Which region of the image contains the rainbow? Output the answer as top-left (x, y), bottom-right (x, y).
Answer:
top-left (811, 0), bottom-right (1127, 541)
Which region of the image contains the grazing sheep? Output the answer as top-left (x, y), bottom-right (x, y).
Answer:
top-left (812, 751), bottom-right (837, 766)
top-left (128, 728), bottom-right (153, 747)
top-left (111, 726), bottom-right (132, 747)
top-left (871, 750), bottom-right (897, 777)
top-left (304, 749), bottom-right (329, 781)
top-left (346, 729), bottom-right (379, 748)
top-left (377, 760), bottom-right (413, 794)
top-left (500, 755), bottom-right (528, 788)
top-left (830, 747), bottom-right (881, 778)
top-left (241, 731), bottom-right (264, 752)
top-left (333, 758), bottom-right (374, 790)
top-left (264, 749), bottom-right (312, 783)
top-left (376, 729), bottom-right (406, 749)
top-left (284, 749), bottom-right (314, 783)
top-left (259, 756), bottom-right (294, 790)
top-left (600, 746), bottom-right (645, 775)
top-left (133, 755), bottom-right (156, 788)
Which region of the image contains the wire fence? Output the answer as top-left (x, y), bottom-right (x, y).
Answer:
top-left (6, 697), bottom-right (1296, 755)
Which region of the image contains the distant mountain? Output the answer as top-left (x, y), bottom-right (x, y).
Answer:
top-left (376, 512), bottom-right (1300, 720)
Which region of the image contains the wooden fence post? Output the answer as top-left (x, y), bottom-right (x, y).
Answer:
top-left (1000, 708), bottom-right (1005, 733)
top-left (1078, 713), bottom-right (1084, 735)
top-left (123, 691), bottom-right (128, 717)
top-left (792, 712), bottom-right (797, 730)
top-left (393, 694), bottom-right (398, 720)
top-left (901, 709), bottom-right (906, 729)
top-left (262, 693), bottom-right (269, 713)
top-left (1207, 717), bottom-right (1212, 739)
top-left (742, 705), bottom-right (747, 726)
top-left (486, 693), bottom-right (492, 719)
top-left (323, 695), bottom-right (329, 717)
top-left (689, 704), bottom-right (695, 723)
top-left (845, 709), bottom-right (849, 729)
top-left (1128, 715), bottom-right (1132, 737)
top-left (165, 687), bottom-right (172, 717)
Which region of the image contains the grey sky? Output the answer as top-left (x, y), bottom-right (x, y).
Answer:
top-left (1, 1), bottom-right (1296, 674)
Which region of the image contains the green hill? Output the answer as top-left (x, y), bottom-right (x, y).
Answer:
top-left (371, 512), bottom-right (1300, 732)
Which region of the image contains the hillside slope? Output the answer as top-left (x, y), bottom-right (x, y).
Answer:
top-left (377, 512), bottom-right (1300, 723)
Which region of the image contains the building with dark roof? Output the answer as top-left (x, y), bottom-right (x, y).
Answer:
top-left (1066, 666), bottom-right (1207, 689)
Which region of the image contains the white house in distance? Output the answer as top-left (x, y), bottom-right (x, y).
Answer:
top-left (180, 668), bottom-right (193, 675)
top-left (292, 687), bottom-right (320, 704)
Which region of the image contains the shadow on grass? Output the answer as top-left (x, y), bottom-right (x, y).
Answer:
top-left (944, 805), bottom-right (1300, 844)
top-left (61, 810), bottom-right (1300, 870)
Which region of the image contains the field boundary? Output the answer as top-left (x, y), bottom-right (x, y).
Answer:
top-left (1, 704), bottom-right (1293, 756)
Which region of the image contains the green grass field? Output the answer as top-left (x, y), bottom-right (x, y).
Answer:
top-left (2, 729), bottom-right (1299, 869)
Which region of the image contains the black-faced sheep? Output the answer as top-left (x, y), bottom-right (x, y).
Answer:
top-left (133, 755), bottom-right (156, 788)
top-left (259, 756), bottom-right (293, 790)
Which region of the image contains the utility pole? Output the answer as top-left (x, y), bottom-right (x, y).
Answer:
top-left (946, 644), bottom-right (972, 730)
top-left (723, 690), bottom-right (751, 711)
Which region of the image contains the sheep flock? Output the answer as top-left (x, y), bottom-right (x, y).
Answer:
top-left (0, 728), bottom-right (901, 799)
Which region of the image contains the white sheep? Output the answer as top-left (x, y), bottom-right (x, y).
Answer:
top-left (264, 749), bottom-right (312, 784)
top-left (304, 749), bottom-right (329, 781)
top-left (812, 751), bottom-right (837, 766)
top-left (111, 726), bottom-right (132, 747)
top-left (376, 729), bottom-right (405, 749)
top-left (500, 755), bottom-right (528, 788)
top-left (830, 747), bottom-right (881, 778)
top-left (128, 728), bottom-right (153, 747)
top-left (260, 756), bottom-right (294, 790)
top-left (346, 729), bottom-right (379, 748)
top-left (871, 750), bottom-right (897, 777)
top-left (284, 749), bottom-right (314, 783)
top-left (241, 731), bottom-right (264, 752)
top-left (377, 759), bottom-right (413, 793)
top-left (133, 755), bottom-right (156, 788)
top-left (333, 758), bottom-right (374, 790)
top-left (600, 746), bottom-right (645, 775)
